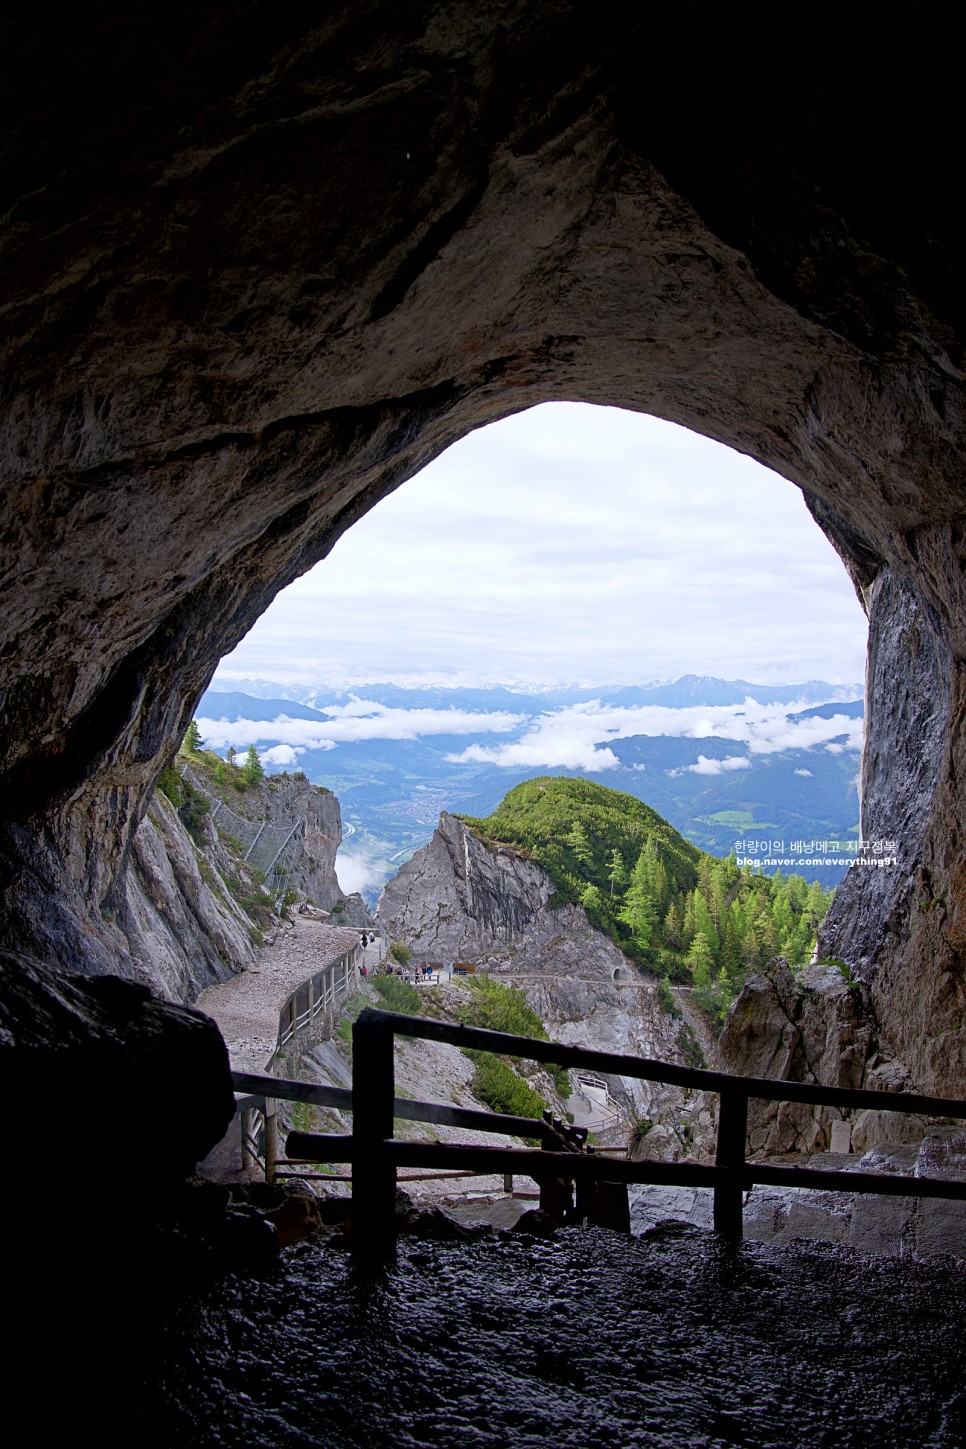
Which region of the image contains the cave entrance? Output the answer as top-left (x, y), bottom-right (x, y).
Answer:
top-left (207, 401), bottom-right (868, 907)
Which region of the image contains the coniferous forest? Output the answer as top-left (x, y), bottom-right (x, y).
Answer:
top-left (460, 777), bottom-right (833, 1026)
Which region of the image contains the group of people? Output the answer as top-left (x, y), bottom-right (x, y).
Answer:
top-left (358, 955), bottom-right (436, 985)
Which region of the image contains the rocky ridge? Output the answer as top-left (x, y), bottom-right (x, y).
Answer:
top-left (379, 810), bottom-right (953, 1163)
top-left (379, 811), bottom-right (715, 1137)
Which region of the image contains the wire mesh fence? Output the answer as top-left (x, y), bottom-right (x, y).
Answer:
top-left (181, 764), bottom-right (305, 884)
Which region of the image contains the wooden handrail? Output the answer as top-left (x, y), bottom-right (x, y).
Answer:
top-left (283, 1134), bottom-right (966, 1204)
top-left (338, 1008), bottom-right (966, 1263)
top-left (230, 1069), bottom-right (563, 1142)
top-left (352, 1009), bottom-right (966, 1120)
top-left (238, 1011), bottom-right (966, 1264)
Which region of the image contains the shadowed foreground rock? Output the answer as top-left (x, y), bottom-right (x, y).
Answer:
top-left (0, 948), bottom-right (235, 1200)
top-left (140, 1229), bottom-right (965, 1447)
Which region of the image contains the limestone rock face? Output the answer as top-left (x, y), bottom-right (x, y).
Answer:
top-left (1, 8), bottom-right (965, 1103)
top-left (818, 568), bottom-right (964, 1093)
top-left (718, 959), bottom-right (885, 1155)
top-left (199, 771), bottom-right (349, 912)
top-left (380, 812), bottom-right (708, 1126)
top-left (379, 812), bottom-right (553, 958)
top-left (122, 791), bottom-right (258, 1002)
top-left (119, 771), bottom-right (364, 1003)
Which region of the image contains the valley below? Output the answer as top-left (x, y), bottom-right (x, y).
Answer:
top-left (199, 675), bottom-right (865, 901)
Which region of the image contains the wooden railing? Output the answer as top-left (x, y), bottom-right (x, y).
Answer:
top-left (230, 1065), bottom-right (574, 1187)
top-left (277, 948), bottom-right (358, 1049)
top-left (271, 1008), bottom-right (966, 1262)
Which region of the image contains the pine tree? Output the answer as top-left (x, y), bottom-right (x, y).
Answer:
top-left (691, 892), bottom-right (720, 960)
top-left (183, 719), bottom-right (203, 753)
top-left (226, 745), bottom-right (238, 769)
top-left (688, 932), bottom-right (717, 1015)
top-left (619, 845), bottom-right (659, 951)
top-left (581, 882), bottom-right (604, 915)
top-left (566, 821), bottom-right (594, 872)
top-left (606, 848), bottom-right (626, 897)
top-left (241, 744), bottom-right (264, 785)
top-left (714, 966), bottom-right (734, 1026)
top-left (663, 900), bottom-right (681, 949)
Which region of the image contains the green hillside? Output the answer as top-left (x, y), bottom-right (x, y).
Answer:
top-left (459, 776), bottom-right (833, 1027)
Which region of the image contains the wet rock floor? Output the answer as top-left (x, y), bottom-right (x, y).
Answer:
top-left (142, 1226), bottom-right (965, 1448)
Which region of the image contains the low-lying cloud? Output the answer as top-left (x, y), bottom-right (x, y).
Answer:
top-left (445, 699), bottom-right (863, 771)
top-left (197, 700), bottom-right (525, 753)
top-left (335, 849), bottom-right (385, 897)
top-left (669, 754), bottom-right (751, 777)
top-left (198, 695), bottom-right (863, 775)
top-left (261, 744), bottom-right (302, 766)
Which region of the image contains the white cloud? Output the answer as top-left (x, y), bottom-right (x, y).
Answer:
top-left (262, 744), bottom-right (302, 765)
top-left (199, 692), bottom-right (863, 777)
top-left (795, 768), bottom-right (814, 777)
top-left (670, 755), bottom-right (751, 777)
top-left (196, 703), bottom-right (525, 751)
top-left (446, 698), bottom-right (863, 771)
top-left (336, 850), bottom-right (383, 897)
top-left (451, 738), bottom-right (621, 772)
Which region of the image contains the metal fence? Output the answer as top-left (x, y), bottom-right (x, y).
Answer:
top-left (278, 949), bottom-right (359, 1048)
top-left (181, 763), bottom-right (305, 889)
top-left (229, 941), bottom-right (363, 1175)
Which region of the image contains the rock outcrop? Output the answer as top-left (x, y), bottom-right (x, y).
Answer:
top-left (122, 789), bottom-right (259, 1001)
top-left (119, 766), bottom-right (369, 1002)
top-left (0, 945), bottom-right (235, 1206)
top-left (380, 812), bottom-right (713, 1132)
top-left (717, 957), bottom-right (928, 1156)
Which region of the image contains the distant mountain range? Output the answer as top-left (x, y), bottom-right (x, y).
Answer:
top-left (198, 675), bottom-right (864, 900)
top-left (212, 673), bottom-right (861, 713)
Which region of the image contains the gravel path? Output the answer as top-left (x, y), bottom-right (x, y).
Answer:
top-left (195, 915), bottom-right (363, 1072)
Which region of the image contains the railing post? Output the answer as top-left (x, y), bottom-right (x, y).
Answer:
top-left (240, 1107), bottom-right (254, 1171)
top-left (352, 1010), bottom-right (397, 1264)
top-left (714, 1088), bottom-right (748, 1242)
top-left (538, 1111), bottom-right (573, 1222)
top-left (264, 1099), bottom-right (278, 1184)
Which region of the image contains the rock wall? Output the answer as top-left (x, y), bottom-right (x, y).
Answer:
top-left (718, 957), bottom-right (925, 1156)
top-left (119, 769), bottom-right (367, 1003)
top-left (200, 770), bottom-right (347, 911)
top-left (122, 790), bottom-right (258, 1002)
top-left (819, 568), bottom-right (966, 1095)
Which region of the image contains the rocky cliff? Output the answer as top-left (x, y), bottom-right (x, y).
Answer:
top-left (120, 763), bottom-right (369, 1003)
top-left (715, 957), bottom-right (920, 1157)
top-left (818, 568), bottom-right (965, 1097)
top-left (379, 812), bottom-right (716, 1138)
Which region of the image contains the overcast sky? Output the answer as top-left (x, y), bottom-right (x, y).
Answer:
top-left (217, 403), bottom-right (868, 689)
